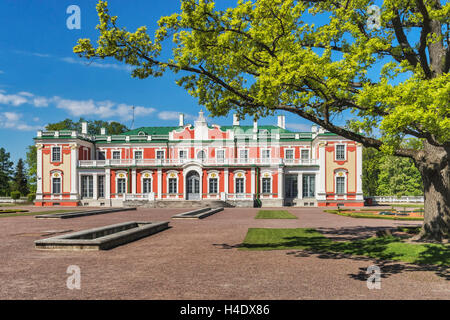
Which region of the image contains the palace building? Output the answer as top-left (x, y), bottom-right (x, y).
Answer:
top-left (34, 111), bottom-right (363, 207)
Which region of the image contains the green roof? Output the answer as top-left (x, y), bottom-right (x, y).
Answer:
top-left (121, 126), bottom-right (180, 136)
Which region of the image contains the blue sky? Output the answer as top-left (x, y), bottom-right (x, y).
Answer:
top-left (0, 0), bottom-right (408, 163)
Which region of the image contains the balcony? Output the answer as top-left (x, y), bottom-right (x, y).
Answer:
top-left (78, 158), bottom-right (318, 168)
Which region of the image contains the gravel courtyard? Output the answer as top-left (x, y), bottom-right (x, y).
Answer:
top-left (0, 207), bottom-right (448, 300)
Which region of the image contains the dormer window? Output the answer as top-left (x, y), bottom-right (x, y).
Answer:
top-left (138, 131), bottom-right (146, 136)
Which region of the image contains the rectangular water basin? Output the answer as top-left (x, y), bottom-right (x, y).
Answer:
top-left (35, 221), bottom-right (169, 250)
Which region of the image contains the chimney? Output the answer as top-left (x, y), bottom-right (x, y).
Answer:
top-left (100, 127), bottom-right (106, 135)
top-left (81, 122), bottom-right (88, 134)
top-left (233, 114), bottom-right (240, 126)
top-left (253, 118), bottom-right (258, 133)
top-left (277, 115), bottom-right (285, 129)
top-left (179, 113), bottom-right (184, 127)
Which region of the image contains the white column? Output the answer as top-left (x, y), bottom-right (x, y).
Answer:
top-left (105, 169), bottom-right (111, 199)
top-left (278, 167), bottom-right (284, 200)
top-left (200, 170), bottom-right (203, 199)
top-left (356, 143), bottom-right (363, 201)
top-left (251, 168), bottom-right (255, 195)
top-left (132, 169), bottom-right (137, 195)
top-left (317, 143), bottom-right (326, 201)
top-left (297, 172), bottom-right (303, 200)
top-left (92, 173), bottom-right (98, 200)
top-left (157, 169), bottom-right (162, 199)
top-left (36, 146), bottom-right (43, 200)
top-left (224, 168), bottom-right (229, 195)
top-left (70, 145), bottom-right (78, 200)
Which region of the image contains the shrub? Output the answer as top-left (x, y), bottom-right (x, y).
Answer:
top-left (10, 191), bottom-right (21, 200)
top-left (27, 193), bottom-right (36, 202)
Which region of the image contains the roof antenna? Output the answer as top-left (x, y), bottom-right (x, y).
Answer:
top-left (130, 106), bottom-right (135, 129)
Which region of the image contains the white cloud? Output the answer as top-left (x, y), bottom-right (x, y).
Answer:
top-left (60, 57), bottom-right (133, 72)
top-left (0, 112), bottom-right (41, 131)
top-left (0, 92), bottom-right (29, 106)
top-left (286, 123), bottom-right (311, 132)
top-left (158, 111), bottom-right (197, 121)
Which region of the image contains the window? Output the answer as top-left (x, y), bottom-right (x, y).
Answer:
top-left (336, 176), bottom-right (345, 195)
top-left (134, 150), bottom-right (143, 160)
top-left (285, 149), bottom-right (294, 162)
top-left (156, 150), bottom-right (165, 160)
top-left (143, 178), bottom-right (152, 194)
top-left (302, 174), bottom-right (315, 198)
top-left (179, 150), bottom-right (187, 161)
top-left (98, 176), bottom-right (105, 198)
top-left (52, 147), bottom-right (61, 162)
top-left (168, 178), bottom-right (177, 194)
top-left (336, 145), bottom-right (345, 160)
top-left (239, 150), bottom-right (248, 163)
top-left (216, 150), bottom-right (225, 163)
top-left (262, 178), bottom-right (271, 194)
top-left (262, 149), bottom-right (270, 163)
top-left (112, 151), bottom-right (121, 160)
top-left (98, 151), bottom-right (106, 160)
top-left (235, 178), bottom-right (245, 193)
top-left (81, 176), bottom-right (93, 198)
top-left (301, 149), bottom-right (309, 160)
top-left (52, 177), bottom-right (61, 194)
top-left (197, 150), bottom-right (206, 161)
top-left (209, 178), bottom-right (218, 194)
top-left (117, 178), bottom-right (126, 194)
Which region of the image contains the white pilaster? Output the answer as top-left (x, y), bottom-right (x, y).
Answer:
top-left (251, 168), bottom-right (255, 195)
top-left (356, 143), bottom-right (363, 201)
top-left (317, 143), bottom-right (326, 201)
top-left (157, 169), bottom-right (162, 199)
top-left (36, 145), bottom-right (43, 200)
top-left (70, 145), bottom-right (78, 200)
top-left (278, 167), bottom-right (284, 199)
top-left (105, 168), bottom-right (111, 199)
top-left (132, 169), bottom-right (137, 195)
top-left (93, 172), bottom-right (98, 200)
top-left (224, 168), bottom-right (229, 195)
top-left (297, 172), bottom-right (303, 200)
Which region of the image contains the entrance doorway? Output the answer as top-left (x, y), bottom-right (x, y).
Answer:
top-left (186, 171), bottom-right (200, 200)
top-left (284, 175), bottom-right (298, 206)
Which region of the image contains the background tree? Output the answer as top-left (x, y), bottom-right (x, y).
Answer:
top-left (45, 118), bottom-right (128, 135)
top-left (12, 159), bottom-right (29, 196)
top-left (25, 145), bottom-right (37, 193)
top-left (0, 147), bottom-right (14, 196)
top-left (362, 147), bottom-right (380, 196)
top-left (74, 0), bottom-right (450, 241)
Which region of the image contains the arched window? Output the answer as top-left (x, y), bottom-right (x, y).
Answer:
top-left (197, 150), bottom-right (206, 161)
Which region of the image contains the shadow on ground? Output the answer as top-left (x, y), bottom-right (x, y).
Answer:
top-left (213, 226), bottom-right (450, 281)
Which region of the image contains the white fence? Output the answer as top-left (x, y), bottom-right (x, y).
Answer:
top-left (368, 196), bottom-right (424, 204)
top-left (0, 197), bottom-right (28, 203)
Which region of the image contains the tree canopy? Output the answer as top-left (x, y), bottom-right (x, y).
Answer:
top-left (46, 118), bottom-right (128, 135)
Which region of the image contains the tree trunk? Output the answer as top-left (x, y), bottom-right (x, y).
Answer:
top-left (413, 142), bottom-right (450, 242)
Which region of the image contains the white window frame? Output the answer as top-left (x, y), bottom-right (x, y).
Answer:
top-left (260, 171), bottom-right (273, 195)
top-left (115, 171), bottom-right (128, 195)
top-left (234, 170), bottom-right (246, 194)
top-left (238, 148), bottom-right (249, 164)
top-left (301, 148), bottom-right (310, 160)
top-left (179, 149), bottom-right (188, 162)
top-left (261, 148), bottom-right (271, 163)
top-left (51, 146), bottom-right (61, 162)
top-left (112, 150), bottom-right (121, 160)
top-left (140, 170), bottom-right (153, 194)
top-left (51, 171), bottom-right (62, 194)
top-left (335, 170), bottom-right (347, 196)
top-left (134, 149), bottom-right (143, 160)
top-left (156, 149), bottom-right (165, 160)
top-left (216, 149), bottom-right (225, 163)
top-left (207, 171), bottom-right (220, 194)
top-left (166, 171), bottom-right (179, 194)
top-left (335, 144), bottom-right (346, 161)
top-left (196, 149), bottom-right (207, 161)
top-left (284, 148), bottom-right (295, 163)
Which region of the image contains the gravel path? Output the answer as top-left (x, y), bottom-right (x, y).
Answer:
top-left (0, 207), bottom-right (448, 300)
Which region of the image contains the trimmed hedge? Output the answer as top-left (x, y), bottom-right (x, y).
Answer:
top-left (10, 191), bottom-right (21, 200)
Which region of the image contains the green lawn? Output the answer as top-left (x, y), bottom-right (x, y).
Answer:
top-left (325, 210), bottom-right (423, 221)
top-left (255, 210), bottom-right (297, 219)
top-left (0, 209), bottom-right (76, 218)
top-left (241, 228), bottom-right (450, 266)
